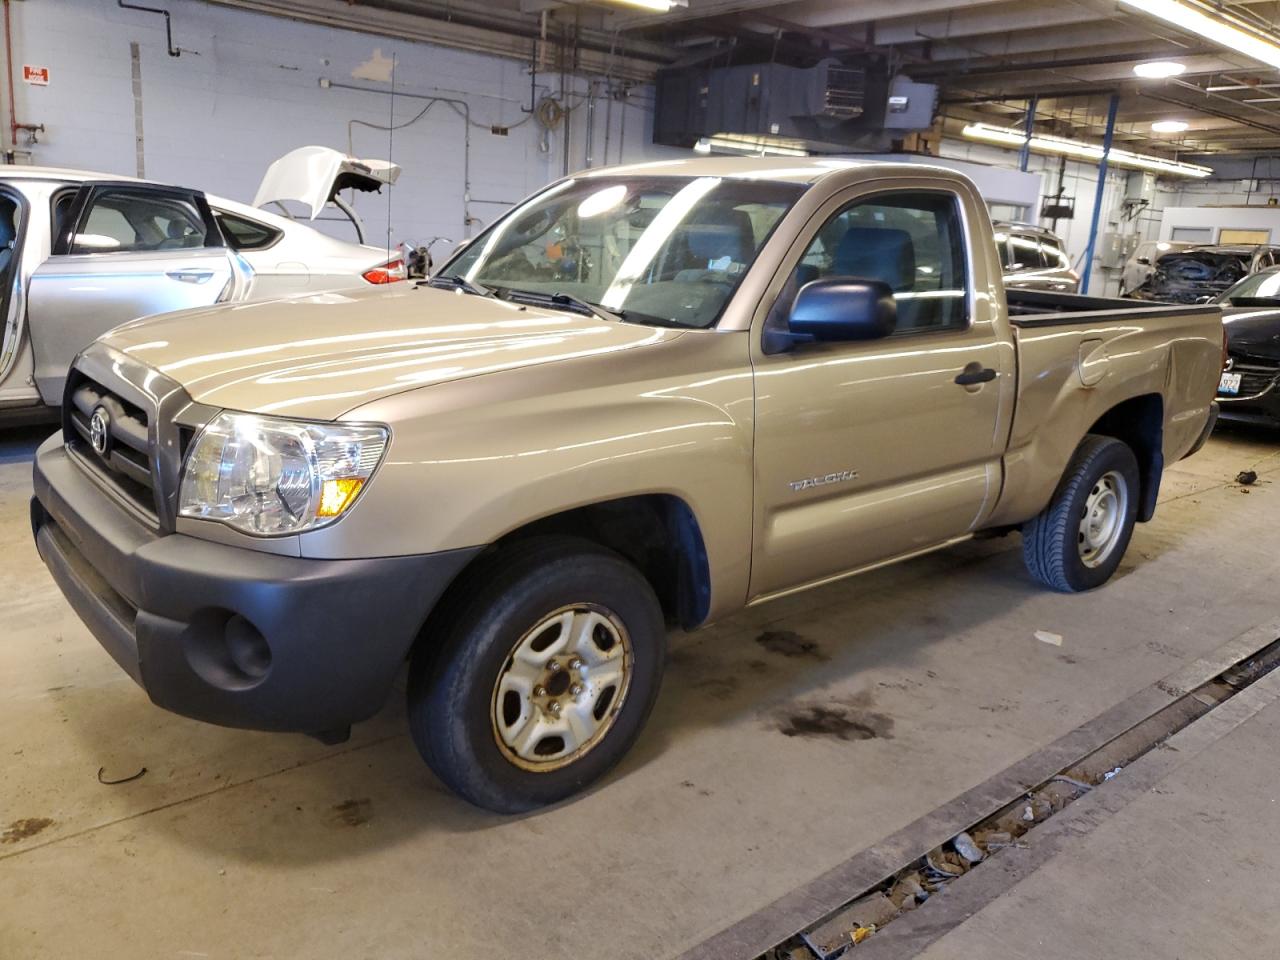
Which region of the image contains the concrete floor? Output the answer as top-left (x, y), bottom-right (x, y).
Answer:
top-left (2, 422), bottom-right (1278, 959)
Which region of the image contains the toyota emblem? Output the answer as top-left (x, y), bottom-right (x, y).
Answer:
top-left (89, 406), bottom-right (110, 457)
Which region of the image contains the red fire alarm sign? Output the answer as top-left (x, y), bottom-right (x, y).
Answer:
top-left (22, 65), bottom-right (49, 85)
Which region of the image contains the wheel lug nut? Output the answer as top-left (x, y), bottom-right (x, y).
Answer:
top-left (548, 661), bottom-right (561, 672)
top-left (533, 685), bottom-right (546, 697)
top-left (569, 658), bottom-right (583, 670)
top-left (570, 683), bottom-right (583, 696)
top-left (549, 702), bottom-right (562, 715)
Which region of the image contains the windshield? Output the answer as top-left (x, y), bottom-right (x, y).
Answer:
top-left (1219, 269), bottom-right (1280, 304)
top-left (442, 176), bottom-right (806, 329)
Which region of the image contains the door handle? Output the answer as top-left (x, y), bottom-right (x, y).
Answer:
top-left (166, 269), bottom-right (214, 284)
top-left (955, 364), bottom-right (998, 386)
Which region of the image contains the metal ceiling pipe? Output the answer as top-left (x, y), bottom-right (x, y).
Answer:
top-left (1082, 94), bottom-right (1120, 295)
top-left (1019, 95), bottom-right (1038, 172)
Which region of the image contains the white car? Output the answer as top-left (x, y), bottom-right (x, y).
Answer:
top-left (0, 147), bottom-right (407, 425)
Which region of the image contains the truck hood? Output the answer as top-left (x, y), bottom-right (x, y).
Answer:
top-left (102, 286), bottom-right (682, 420)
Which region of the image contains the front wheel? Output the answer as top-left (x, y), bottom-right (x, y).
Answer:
top-left (407, 537), bottom-right (667, 813)
top-left (1022, 435), bottom-right (1140, 593)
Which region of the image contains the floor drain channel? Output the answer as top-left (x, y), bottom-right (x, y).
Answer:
top-left (761, 637), bottom-right (1280, 960)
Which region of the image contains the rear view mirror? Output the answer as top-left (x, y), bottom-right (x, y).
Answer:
top-left (1136, 256), bottom-right (1151, 266)
top-left (787, 278), bottom-right (897, 342)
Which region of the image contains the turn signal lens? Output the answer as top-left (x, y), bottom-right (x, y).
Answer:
top-left (318, 477), bottom-right (366, 518)
top-left (363, 257), bottom-right (407, 284)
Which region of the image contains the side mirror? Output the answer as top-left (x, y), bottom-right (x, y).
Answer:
top-left (1136, 256), bottom-right (1151, 266)
top-left (788, 278), bottom-right (897, 342)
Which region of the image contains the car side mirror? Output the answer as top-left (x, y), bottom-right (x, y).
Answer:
top-left (787, 278), bottom-right (897, 342)
top-left (1136, 256), bottom-right (1150, 266)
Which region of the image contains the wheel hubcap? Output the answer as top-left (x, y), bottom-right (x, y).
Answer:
top-left (491, 604), bottom-right (633, 771)
top-left (1077, 470), bottom-right (1128, 568)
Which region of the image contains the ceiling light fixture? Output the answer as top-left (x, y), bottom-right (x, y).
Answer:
top-left (1120, 0), bottom-right (1280, 70)
top-left (605, 0), bottom-right (682, 10)
top-left (1133, 60), bottom-right (1187, 78)
top-left (962, 122), bottom-right (1213, 178)
top-left (1151, 119), bottom-right (1190, 132)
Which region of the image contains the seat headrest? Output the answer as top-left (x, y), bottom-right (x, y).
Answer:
top-left (833, 227), bottom-right (916, 292)
top-left (685, 207), bottom-right (754, 266)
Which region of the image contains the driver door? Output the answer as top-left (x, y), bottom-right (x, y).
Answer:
top-left (27, 182), bottom-right (240, 402)
top-left (749, 180), bottom-right (1014, 601)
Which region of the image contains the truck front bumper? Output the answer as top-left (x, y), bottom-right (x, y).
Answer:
top-left (32, 435), bottom-right (479, 734)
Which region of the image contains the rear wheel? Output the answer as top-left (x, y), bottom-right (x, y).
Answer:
top-left (407, 537), bottom-right (666, 813)
top-left (1022, 435), bottom-right (1140, 593)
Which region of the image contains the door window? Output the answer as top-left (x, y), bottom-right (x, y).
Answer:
top-left (797, 191), bottom-right (969, 333)
top-left (71, 190), bottom-right (211, 254)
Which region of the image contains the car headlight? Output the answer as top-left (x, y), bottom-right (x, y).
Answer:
top-left (178, 412), bottom-right (389, 536)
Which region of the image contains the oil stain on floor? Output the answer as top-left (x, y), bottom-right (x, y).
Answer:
top-left (755, 630), bottom-right (827, 660)
top-left (2, 817), bottom-right (54, 844)
top-left (776, 693), bottom-right (895, 742)
top-left (331, 798), bottom-right (373, 827)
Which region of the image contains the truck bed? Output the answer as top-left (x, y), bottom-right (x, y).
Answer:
top-left (1006, 289), bottom-right (1221, 327)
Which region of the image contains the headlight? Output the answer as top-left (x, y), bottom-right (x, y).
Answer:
top-left (178, 412), bottom-right (389, 536)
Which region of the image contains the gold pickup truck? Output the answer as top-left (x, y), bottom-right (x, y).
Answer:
top-left (31, 158), bottom-right (1223, 812)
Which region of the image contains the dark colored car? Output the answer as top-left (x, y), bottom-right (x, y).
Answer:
top-left (1130, 244), bottom-right (1280, 304)
top-left (1214, 266), bottom-right (1280, 426)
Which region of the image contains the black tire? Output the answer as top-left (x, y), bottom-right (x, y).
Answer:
top-left (407, 536), bottom-right (666, 813)
top-left (1022, 435), bottom-right (1140, 593)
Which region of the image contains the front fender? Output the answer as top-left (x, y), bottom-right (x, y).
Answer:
top-left (300, 331), bottom-right (756, 621)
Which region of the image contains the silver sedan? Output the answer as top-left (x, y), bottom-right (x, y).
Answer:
top-left (0, 147), bottom-right (407, 424)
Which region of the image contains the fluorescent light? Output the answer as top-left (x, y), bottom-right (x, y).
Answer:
top-left (1133, 60), bottom-right (1187, 78)
top-left (962, 123), bottom-right (1213, 178)
top-left (606, 0), bottom-right (676, 9)
top-left (1120, 0), bottom-right (1280, 70)
top-left (693, 133), bottom-right (809, 157)
top-left (1151, 119), bottom-right (1190, 132)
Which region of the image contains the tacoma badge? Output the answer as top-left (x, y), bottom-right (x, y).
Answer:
top-left (789, 469), bottom-right (858, 493)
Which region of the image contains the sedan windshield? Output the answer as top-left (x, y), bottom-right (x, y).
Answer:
top-left (443, 176), bottom-right (806, 329)
top-left (1219, 269), bottom-right (1280, 304)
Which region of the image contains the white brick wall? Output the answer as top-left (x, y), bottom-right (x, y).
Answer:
top-left (5, 0), bottom-right (682, 250)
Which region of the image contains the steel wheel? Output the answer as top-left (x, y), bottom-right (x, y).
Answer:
top-left (490, 603), bottom-right (633, 772)
top-left (1077, 469), bottom-right (1128, 568)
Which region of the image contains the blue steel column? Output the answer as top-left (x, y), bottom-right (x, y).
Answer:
top-left (1019, 96), bottom-right (1038, 172)
top-left (1081, 94), bottom-right (1120, 294)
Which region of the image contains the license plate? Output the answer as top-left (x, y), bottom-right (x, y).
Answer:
top-left (1219, 372), bottom-right (1242, 395)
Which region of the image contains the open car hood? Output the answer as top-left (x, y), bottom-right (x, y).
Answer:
top-left (252, 145), bottom-right (400, 220)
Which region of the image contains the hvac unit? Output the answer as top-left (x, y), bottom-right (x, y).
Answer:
top-left (652, 58), bottom-right (936, 150)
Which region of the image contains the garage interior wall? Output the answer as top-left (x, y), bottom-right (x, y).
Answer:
top-left (3, 0), bottom-right (683, 249)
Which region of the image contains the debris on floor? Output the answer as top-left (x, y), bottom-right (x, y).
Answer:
top-left (1035, 630), bottom-right (1064, 647)
top-left (97, 765), bottom-right (147, 785)
top-left (1236, 470), bottom-right (1258, 486)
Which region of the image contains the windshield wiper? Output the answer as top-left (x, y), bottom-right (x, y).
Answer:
top-left (500, 288), bottom-right (626, 324)
top-left (421, 274), bottom-right (496, 298)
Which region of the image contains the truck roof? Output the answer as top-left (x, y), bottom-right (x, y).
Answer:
top-left (578, 155), bottom-right (963, 185)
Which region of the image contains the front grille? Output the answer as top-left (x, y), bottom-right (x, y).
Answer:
top-left (1225, 354), bottom-right (1279, 400)
top-left (65, 370), bottom-right (159, 520)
